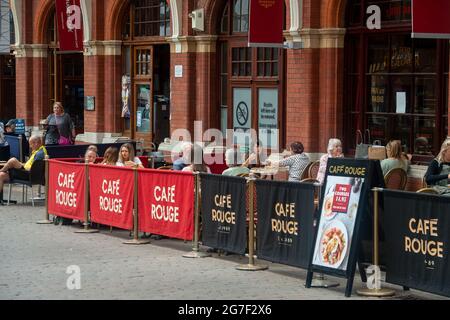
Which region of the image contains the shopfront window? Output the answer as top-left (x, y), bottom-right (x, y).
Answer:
top-left (345, 0), bottom-right (448, 157)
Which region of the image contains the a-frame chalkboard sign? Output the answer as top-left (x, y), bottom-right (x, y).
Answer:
top-left (306, 158), bottom-right (384, 297)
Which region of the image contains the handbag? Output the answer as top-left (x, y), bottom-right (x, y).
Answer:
top-left (355, 129), bottom-right (371, 159)
top-left (58, 135), bottom-right (72, 145)
top-left (368, 140), bottom-right (387, 160)
top-left (56, 114), bottom-right (73, 145)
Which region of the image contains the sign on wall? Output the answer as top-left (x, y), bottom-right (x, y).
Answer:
top-left (258, 88), bottom-right (279, 149)
top-left (55, 0), bottom-right (84, 51)
top-left (233, 88), bottom-right (252, 147)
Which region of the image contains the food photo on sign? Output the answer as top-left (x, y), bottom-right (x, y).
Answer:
top-left (312, 175), bottom-right (365, 271)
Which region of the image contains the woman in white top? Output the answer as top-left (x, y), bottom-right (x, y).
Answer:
top-left (116, 143), bottom-right (144, 168)
top-left (316, 138), bottom-right (344, 184)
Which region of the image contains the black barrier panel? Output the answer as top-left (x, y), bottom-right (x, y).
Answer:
top-left (200, 174), bottom-right (247, 255)
top-left (256, 180), bottom-right (315, 269)
top-left (382, 190), bottom-right (450, 297)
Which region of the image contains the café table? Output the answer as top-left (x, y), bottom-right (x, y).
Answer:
top-left (250, 166), bottom-right (288, 180)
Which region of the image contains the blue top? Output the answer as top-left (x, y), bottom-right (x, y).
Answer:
top-left (173, 158), bottom-right (188, 171)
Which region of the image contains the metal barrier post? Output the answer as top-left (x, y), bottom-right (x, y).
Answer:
top-left (309, 182), bottom-right (339, 288)
top-left (75, 161), bottom-right (98, 233)
top-left (124, 166), bottom-right (150, 245)
top-left (37, 156), bottom-right (52, 224)
top-left (236, 177), bottom-right (268, 271)
top-left (183, 172), bottom-right (210, 258)
top-left (357, 187), bottom-right (395, 297)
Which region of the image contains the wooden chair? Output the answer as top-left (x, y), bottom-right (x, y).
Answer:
top-left (384, 168), bottom-right (408, 190)
top-left (307, 160), bottom-right (320, 180)
top-left (416, 187), bottom-right (439, 194)
top-left (422, 176), bottom-right (428, 188)
top-left (300, 162), bottom-right (313, 180)
top-left (300, 178), bottom-right (319, 184)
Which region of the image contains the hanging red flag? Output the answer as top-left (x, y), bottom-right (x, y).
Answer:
top-left (412, 0), bottom-right (450, 39)
top-left (55, 0), bottom-right (84, 51)
top-left (249, 0), bottom-right (284, 47)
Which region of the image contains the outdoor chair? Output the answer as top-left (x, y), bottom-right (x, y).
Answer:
top-left (7, 159), bottom-right (46, 206)
top-left (384, 168), bottom-right (408, 190)
top-left (300, 162), bottom-right (313, 180)
top-left (416, 187), bottom-right (439, 194)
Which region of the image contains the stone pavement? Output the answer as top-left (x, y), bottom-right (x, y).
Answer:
top-left (0, 188), bottom-right (447, 300)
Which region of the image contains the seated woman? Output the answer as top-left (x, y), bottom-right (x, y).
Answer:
top-left (242, 141), bottom-right (267, 169)
top-left (101, 147), bottom-right (119, 166)
top-left (380, 140), bottom-right (409, 176)
top-left (424, 139), bottom-right (450, 195)
top-left (116, 143), bottom-right (144, 168)
top-left (316, 138), bottom-right (344, 184)
top-left (182, 144), bottom-right (211, 173)
top-left (266, 141), bottom-right (310, 182)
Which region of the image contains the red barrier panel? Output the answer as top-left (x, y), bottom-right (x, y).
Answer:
top-left (138, 169), bottom-right (194, 240)
top-left (89, 164), bottom-right (134, 230)
top-left (47, 159), bottom-right (85, 221)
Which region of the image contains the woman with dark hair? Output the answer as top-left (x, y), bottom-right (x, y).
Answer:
top-left (116, 143), bottom-right (144, 168)
top-left (266, 141), bottom-right (310, 181)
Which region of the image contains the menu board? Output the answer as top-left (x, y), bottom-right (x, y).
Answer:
top-left (312, 174), bottom-right (365, 272)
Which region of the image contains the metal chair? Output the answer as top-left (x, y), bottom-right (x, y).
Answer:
top-left (300, 178), bottom-right (319, 184)
top-left (384, 168), bottom-right (408, 190)
top-left (416, 187), bottom-right (439, 194)
top-left (8, 160), bottom-right (46, 206)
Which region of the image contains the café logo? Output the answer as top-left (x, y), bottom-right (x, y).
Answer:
top-left (405, 218), bottom-right (444, 259)
top-left (259, 0), bottom-right (275, 9)
top-left (56, 172), bottom-right (78, 207)
top-left (99, 179), bottom-right (123, 214)
top-left (152, 185), bottom-right (180, 223)
top-left (272, 202), bottom-right (298, 236)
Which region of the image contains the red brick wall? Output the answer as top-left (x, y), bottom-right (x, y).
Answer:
top-left (285, 48), bottom-right (320, 152)
top-left (15, 57), bottom-right (34, 124)
top-left (170, 51), bottom-right (197, 136)
top-left (84, 55), bottom-right (105, 132)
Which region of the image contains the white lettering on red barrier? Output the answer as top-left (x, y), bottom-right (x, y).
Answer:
top-left (56, 172), bottom-right (78, 207)
top-left (99, 179), bottom-right (123, 214)
top-left (151, 185), bottom-right (180, 222)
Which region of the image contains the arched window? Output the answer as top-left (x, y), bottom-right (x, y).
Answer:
top-left (0, 2), bottom-right (15, 121)
top-left (344, 0), bottom-right (448, 158)
top-left (218, 0), bottom-right (285, 150)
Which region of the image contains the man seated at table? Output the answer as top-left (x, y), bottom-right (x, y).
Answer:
top-left (0, 135), bottom-right (47, 200)
top-left (222, 148), bottom-right (249, 176)
top-left (172, 142), bottom-right (193, 171)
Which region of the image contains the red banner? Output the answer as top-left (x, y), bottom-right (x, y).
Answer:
top-left (412, 0), bottom-right (450, 39)
top-left (249, 0), bottom-right (284, 47)
top-left (138, 170), bottom-right (194, 240)
top-left (89, 165), bottom-right (134, 230)
top-left (55, 0), bottom-right (84, 51)
top-left (47, 160), bottom-right (85, 221)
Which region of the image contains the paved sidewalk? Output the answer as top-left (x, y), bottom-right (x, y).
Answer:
top-left (0, 189), bottom-right (447, 300)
